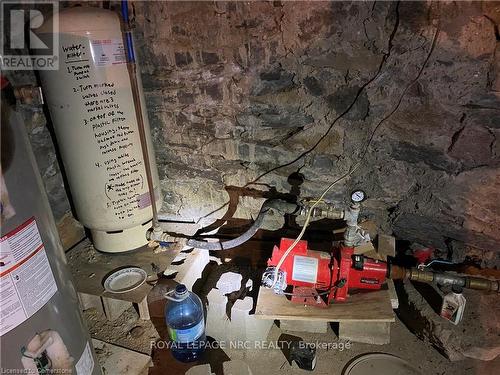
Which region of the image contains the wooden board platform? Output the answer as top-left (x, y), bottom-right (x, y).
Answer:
top-left (255, 286), bottom-right (395, 322)
top-left (67, 239), bottom-right (183, 304)
top-left (254, 235), bottom-right (397, 324)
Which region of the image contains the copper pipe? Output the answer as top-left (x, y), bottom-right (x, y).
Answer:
top-left (126, 62), bottom-right (159, 229)
top-left (389, 265), bottom-right (500, 292)
top-left (121, 3), bottom-right (159, 230)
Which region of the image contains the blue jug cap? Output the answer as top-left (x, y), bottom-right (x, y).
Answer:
top-left (176, 284), bottom-right (187, 294)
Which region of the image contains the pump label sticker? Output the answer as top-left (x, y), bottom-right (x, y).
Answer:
top-left (0, 217), bottom-right (58, 336)
top-left (292, 255), bottom-right (318, 284)
top-left (90, 39), bottom-right (126, 67)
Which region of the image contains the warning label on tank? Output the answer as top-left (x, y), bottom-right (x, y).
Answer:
top-left (0, 217), bottom-right (58, 336)
top-left (75, 341), bottom-right (95, 375)
top-left (90, 39), bottom-right (126, 67)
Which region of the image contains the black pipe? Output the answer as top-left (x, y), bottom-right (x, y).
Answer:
top-left (186, 199), bottom-right (299, 251)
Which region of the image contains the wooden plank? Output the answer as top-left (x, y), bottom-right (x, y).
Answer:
top-left (57, 213), bottom-right (85, 251)
top-left (339, 321), bottom-right (391, 345)
top-left (137, 297), bottom-right (150, 320)
top-left (255, 287), bottom-right (395, 322)
top-left (377, 235), bottom-right (399, 309)
top-left (67, 239), bottom-right (183, 304)
top-left (386, 279), bottom-right (399, 309)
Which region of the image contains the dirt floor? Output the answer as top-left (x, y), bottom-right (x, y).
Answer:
top-left (83, 298), bottom-right (499, 375)
top-left (81, 234), bottom-right (499, 375)
top-left (84, 307), bottom-right (160, 355)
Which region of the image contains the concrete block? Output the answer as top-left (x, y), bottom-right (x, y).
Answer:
top-left (174, 248), bottom-right (210, 290)
top-left (92, 339), bottom-right (151, 375)
top-left (186, 364), bottom-right (213, 375)
top-left (102, 297), bottom-right (132, 321)
top-left (230, 297), bottom-right (253, 338)
top-left (231, 297), bottom-right (273, 342)
top-left (206, 289), bottom-right (230, 341)
top-left (339, 321), bottom-right (391, 345)
top-left (280, 320), bottom-right (328, 333)
top-left (223, 360), bottom-right (253, 375)
top-left (216, 272), bottom-right (243, 294)
top-left (245, 315), bottom-right (274, 343)
top-left (206, 289), bottom-right (273, 343)
top-left (78, 293), bottom-right (104, 315)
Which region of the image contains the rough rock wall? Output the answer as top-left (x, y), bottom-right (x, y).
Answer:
top-left (6, 1), bottom-right (500, 265)
top-left (133, 1), bottom-right (500, 265)
top-left (4, 69), bottom-right (72, 221)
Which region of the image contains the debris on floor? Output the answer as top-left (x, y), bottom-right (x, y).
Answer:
top-left (216, 272), bottom-right (243, 295)
top-left (92, 339), bottom-right (152, 375)
top-left (206, 281), bottom-right (274, 343)
top-left (397, 279), bottom-right (500, 362)
top-left (84, 306), bottom-right (159, 355)
top-left (222, 359), bottom-right (253, 375)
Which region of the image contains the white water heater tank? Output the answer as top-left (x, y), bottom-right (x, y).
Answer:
top-left (36, 7), bottom-right (161, 253)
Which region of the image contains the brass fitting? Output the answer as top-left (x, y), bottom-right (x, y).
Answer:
top-left (465, 277), bottom-right (500, 292)
top-left (388, 266), bottom-right (500, 293)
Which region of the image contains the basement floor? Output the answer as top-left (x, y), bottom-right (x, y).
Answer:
top-left (82, 255), bottom-right (500, 375)
top-left (79, 228), bottom-right (499, 375)
top-left (84, 303), bottom-right (499, 375)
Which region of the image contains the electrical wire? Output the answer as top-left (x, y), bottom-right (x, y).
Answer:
top-left (269, 21), bottom-right (441, 289)
top-left (270, 165), bottom-right (359, 287)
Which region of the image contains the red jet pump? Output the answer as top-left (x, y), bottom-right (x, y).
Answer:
top-left (266, 238), bottom-right (387, 307)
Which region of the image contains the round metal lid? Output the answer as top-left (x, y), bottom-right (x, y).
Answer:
top-left (342, 353), bottom-right (421, 375)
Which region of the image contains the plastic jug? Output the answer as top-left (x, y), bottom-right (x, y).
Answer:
top-left (440, 285), bottom-right (466, 325)
top-left (164, 284), bottom-right (206, 362)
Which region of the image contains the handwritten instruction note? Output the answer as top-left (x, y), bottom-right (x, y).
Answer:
top-left (62, 39), bottom-right (149, 220)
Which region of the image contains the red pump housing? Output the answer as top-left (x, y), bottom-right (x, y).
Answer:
top-left (267, 238), bottom-right (388, 306)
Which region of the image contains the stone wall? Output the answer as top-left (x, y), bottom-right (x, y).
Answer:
top-left (7, 1), bottom-right (500, 265)
top-left (134, 1), bottom-right (500, 265)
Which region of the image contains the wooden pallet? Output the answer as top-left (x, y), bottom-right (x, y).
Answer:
top-left (255, 235), bottom-right (398, 344)
top-left (67, 238), bottom-right (183, 320)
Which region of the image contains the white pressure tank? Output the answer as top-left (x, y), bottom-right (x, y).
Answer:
top-left (36, 7), bottom-right (161, 253)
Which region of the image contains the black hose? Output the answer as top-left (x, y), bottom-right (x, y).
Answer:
top-left (186, 199), bottom-right (299, 251)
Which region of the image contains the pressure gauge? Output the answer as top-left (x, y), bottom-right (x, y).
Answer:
top-left (351, 190), bottom-right (366, 203)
